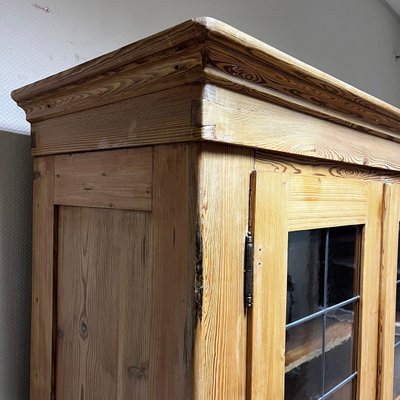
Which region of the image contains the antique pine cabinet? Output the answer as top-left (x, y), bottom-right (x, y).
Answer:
top-left (12, 17), bottom-right (400, 400)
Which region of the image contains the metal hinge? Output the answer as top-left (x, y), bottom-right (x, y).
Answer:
top-left (244, 231), bottom-right (254, 309)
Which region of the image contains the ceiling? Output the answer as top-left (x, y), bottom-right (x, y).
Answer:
top-left (387, 0), bottom-right (400, 16)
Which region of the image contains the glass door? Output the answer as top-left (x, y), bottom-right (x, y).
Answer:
top-left (285, 225), bottom-right (360, 399)
top-left (247, 172), bottom-right (383, 400)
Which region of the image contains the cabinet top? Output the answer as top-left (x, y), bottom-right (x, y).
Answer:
top-left (11, 17), bottom-right (400, 167)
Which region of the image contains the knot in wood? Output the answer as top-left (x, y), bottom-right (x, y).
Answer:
top-left (128, 363), bottom-right (147, 379)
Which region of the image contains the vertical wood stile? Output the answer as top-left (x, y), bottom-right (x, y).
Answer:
top-left (193, 143), bottom-right (254, 400)
top-left (247, 172), bottom-right (289, 400)
top-left (150, 144), bottom-right (197, 399)
top-left (31, 156), bottom-right (55, 400)
top-left (378, 184), bottom-right (400, 399)
top-left (357, 182), bottom-right (384, 399)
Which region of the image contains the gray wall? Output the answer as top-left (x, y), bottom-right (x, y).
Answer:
top-left (0, 132), bottom-right (32, 400)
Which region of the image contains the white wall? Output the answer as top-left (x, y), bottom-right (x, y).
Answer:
top-left (1, 0), bottom-right (400, 134)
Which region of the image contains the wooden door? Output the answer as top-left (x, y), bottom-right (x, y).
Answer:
top-left (378, 184), bottom-right (400, 399)
top-left (247, 171), bottom-right (383, 400)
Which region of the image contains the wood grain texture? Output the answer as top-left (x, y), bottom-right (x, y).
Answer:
top-left (20, 49), bottom-right (204, 122)
top-left (54, 147), bottom-right (152, 211)
top-left (285, 319), bottom-right (353, 372)
top-left (377, 184), bottom-right (400, 400)
top-left (250, 171), bottom-right (382, 400)
top-left (203, 42), bottom-right (400, 138)
top-left (31, 85), bottom-right (204, 156)
top-left (204, 66), bottom-right (399, 142)
top-left (357, 182), bottom-right (384, 399)
top-left (248, 172), bottom-right (289, 400)
top-left (255, 150), bottom-right (400, 183)
top-left (13, 17), bottom-right (400, 144)
top-left (200, 18), bottom-right (400, 129)
top-left (201, 85), bottom-right (400, 172)
top-left (193, 143), bottom-right (254, 400)
top-left (56, 207), bottom-right (152, 400)
top-left (288, 175), bottom-right (368, 231)
top-left (116, 211), bottom-right (153, 400)
top-left (55, 144), bottom-right (196, 400)
top-left (31, 156), bottom-right (55, 400)
top-left (150, 144), bottom-right (197, 399)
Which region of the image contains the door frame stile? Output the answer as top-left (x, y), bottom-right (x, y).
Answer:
top-left (247, 171), bottom-right (289, 400)
top-left (377, 184), bottom-right (400, 399)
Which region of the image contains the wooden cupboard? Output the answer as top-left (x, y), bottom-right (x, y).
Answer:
top-left (11, 17), bottom-right (400, 400)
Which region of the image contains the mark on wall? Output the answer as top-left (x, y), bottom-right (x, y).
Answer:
top-left (33, 4), bottom-right (51, 13)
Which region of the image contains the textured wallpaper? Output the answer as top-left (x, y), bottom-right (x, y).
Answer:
top-left (0, 131), bottom-right (32, 400)
top-left (1, 0), bottom-right (105, 134)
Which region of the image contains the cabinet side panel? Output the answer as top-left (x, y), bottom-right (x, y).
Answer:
top-left (31, 156), bottom-right (55, 400)
top-left (55, 143), bottom-right (197, 400)
top-left (194, 143), bottom-right (254, 400)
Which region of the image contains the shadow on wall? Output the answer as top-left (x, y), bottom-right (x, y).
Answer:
top-left (0, 131), bottom-right (32, 400)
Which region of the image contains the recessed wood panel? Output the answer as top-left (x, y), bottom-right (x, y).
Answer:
top-left (54, 147), bottom-right (152, 211)
top-left (56, 207), bottom-right (152, 400)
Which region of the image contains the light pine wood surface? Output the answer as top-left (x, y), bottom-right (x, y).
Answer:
top-left (377, 184), bottom-right (400, 399)
top-left (201, 85), bottom-right (400, 172)
top-left (255, 150), bottom-right (400, 183)
top-left (149, 144), bottom-right (197, 399)
top-left (357, 182), bottom-right (383, 399)
top-left (56, 207), bottom-right (152, 399)
top-left (193, 143), bottom-right (253, 400)
top-left (54, 147), bottom-right (153, 211)
top-left (31, 85), bottom-right (203, 156)
top-left (31, 157), bottom-right (55, 400)
top-left (250, 171), bottom-right (383, 400)
top-left (55, 144), bottom-right (197, 399)
top-left (248, 172), bottom-right (289, 400)
top-left (287, 174), bottom-right (369, 231)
